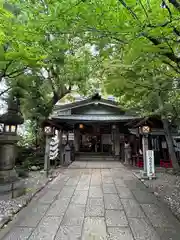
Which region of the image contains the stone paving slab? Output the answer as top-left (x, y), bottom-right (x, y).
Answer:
top-left (79, 175), bottom-right (91, 184)
top-left (28, 216), bottom-right (61, 240)
top-left (1, 160), bottom-right (180, 240)
top-left (71, 190), bottom-right (88, 205)
top-left (58, 186), bottom-right (75, 198)
top-left (141, 203), bottom-right (178, 228)
top-left (89, 186), bottom-right (103, 198)
top-left (1, 227), bottom-right (34, 240)
top-left (104, 194), bottom-right (123, 210)
top-left (85, 198), bottom-right (104, 217)
top-left (114, 178), bottom-right (127, 187)
top-left (90, 177), bottom-right (102, 186)
top-left (102, 176), bottom-right (113, 184)
top-left (61, 204), bottom-right (85, 226)
top-left (37, 190), bottom-right (60, 204)
top-left (107, 227), bottom-right (134, 240)
top-left (155, 227), bottom-right (180, 240)
top-left (82, 217), bottom-right (107, 240)
top-left (103, 183), bottom-right (117, 194)
top-left (132, 189), bottom-right (159, 204)
top-left (121, 199), bottom-right (145, 218)
top-left (128, 218), bottom-right (160, 240)
top-left (16, 204), bottom-right (50, 227)
top-left (101, 169), bottom-right (111, 177)
top-left (76, 183), bottom-right (89, 191)
top-left (116, 186), bottom-right (134, 199)
top-left (55, 225), bottom-right (82, 240)
top-left (65, 177), bottom-right (80, 186)
top-left (46, 197), bottom-right (70, 216)
top-left (124, 179), bottom-right (147, 190)
top-left (106, 210), bottom-right (128, 227)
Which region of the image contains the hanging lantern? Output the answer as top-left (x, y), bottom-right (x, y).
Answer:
top-left (112, 124), bottom-right (116, 130)
top-left (44, 126), bottom-right (55, 137)
top-left (142, 125), bottom-right (150, 134)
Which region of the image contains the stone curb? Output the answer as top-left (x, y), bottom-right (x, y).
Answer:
top-left (132, 171), bottom-right (180, 221)
top-left (133, 172), bottom-right (160, 196)
top-left (0, 171), bottom-right (60, 229)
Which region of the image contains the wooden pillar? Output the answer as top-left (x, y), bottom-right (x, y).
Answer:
top-left (142, 135), bottom-right (149, 172)
top-left (115, 126), bottom-right (120, 156)
top-left (44, 136), bottom-right (51, 177)
top-left (120, 134), bottom-right (125, 162)
top-left (111, 128), bottom-right (115, 155)
top-left (74, 128), bottom-right (80, 152)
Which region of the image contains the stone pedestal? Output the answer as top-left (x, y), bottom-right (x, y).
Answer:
top-left (64, 144), bottom-right (71, 165)
top-left (140, 170), bottom-right (156, 180)
top-left (0, 134), bottom-right (25, 200)
top-left (139, 170), bottom-right (149, 179)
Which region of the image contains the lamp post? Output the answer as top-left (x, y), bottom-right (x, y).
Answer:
top-left (44, 125), bottom-right (55, 177)
top-left (141, 125), bottom-right (150, 172)
top-left (0, 96), bottom-right (24, 199)
top-left (139, 124), bottom-right (154, 179)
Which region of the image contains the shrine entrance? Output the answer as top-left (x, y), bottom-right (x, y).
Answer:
top-left (79, 134), bottom-right (101, 153)
top-left (79, 124), bottom-right (112, 154)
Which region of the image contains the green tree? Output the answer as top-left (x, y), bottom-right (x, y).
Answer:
top-left (103, 51), bottom-right (180, 170)
top-left (0, 2), bottom-right (47, 99)
top-left (0, 0), bottom-right (100, 148)
top-left (76, 0), bottom-right (180, 72)
top-left (1, 1), bottom-right (100, 117)
top-left (71, 0), bottom-right (180, 170)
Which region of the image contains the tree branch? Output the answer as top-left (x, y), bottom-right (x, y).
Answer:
top-left (168, 0), bottom-right (180, 10)
top-left (173, 27), bottom-right (180, 36)
top-left (51, 85), bottom-right (71, 106)
top-left (144, 35), bottom-right (180, 64)
top-left (87, 27), bottom-right (127, 44)
top-left (117, 0), bottom-right (140, 22)
top-left (6, 67), bottom-right (27, 78)
top-left (163, 61), bottom-right (180, 73)
top-left (162, 1), bottom-right (172, 21)
top-left (0, 87), bottom-right (12, 96)
top-left (138, 0), bottom-right (149, 21)
top-left (0, 60), bottom-right (14, 79)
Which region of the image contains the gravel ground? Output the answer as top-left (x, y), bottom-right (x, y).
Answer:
top-left (133, 168), bottom-right (180, 220)
top-left (0, 168), bottom-right (61, 228)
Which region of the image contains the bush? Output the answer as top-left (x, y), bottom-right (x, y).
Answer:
top-left (16, 145), bottom-right (44, 170)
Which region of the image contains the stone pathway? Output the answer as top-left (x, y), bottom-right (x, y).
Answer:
top-left (1, 161), bottom-right (180, 240)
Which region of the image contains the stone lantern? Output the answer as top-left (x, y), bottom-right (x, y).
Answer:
top-left (0, 96), bottom-right (25, 199)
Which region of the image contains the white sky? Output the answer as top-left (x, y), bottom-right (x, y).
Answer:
top-left (0, 79), bottom-right (7, 114)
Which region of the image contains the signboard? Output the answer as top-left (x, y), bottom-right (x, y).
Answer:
top-left (146, 150), bottom-right (155, 179)
top-left (68, 132), bottom-right (74, 141)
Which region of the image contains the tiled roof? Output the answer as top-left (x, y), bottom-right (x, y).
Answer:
top-left (51, 115), bottom-right (141, 122)
top-left (54, 96), bottom-right (119, 111)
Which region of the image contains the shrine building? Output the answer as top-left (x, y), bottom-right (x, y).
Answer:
top-left (44, 94), bottom-right (179, 167)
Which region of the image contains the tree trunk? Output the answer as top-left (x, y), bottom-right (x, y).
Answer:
top-left (156, 92), bottom-right (180, 171)
top-left (162, 118), bottom-right (180, 170)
